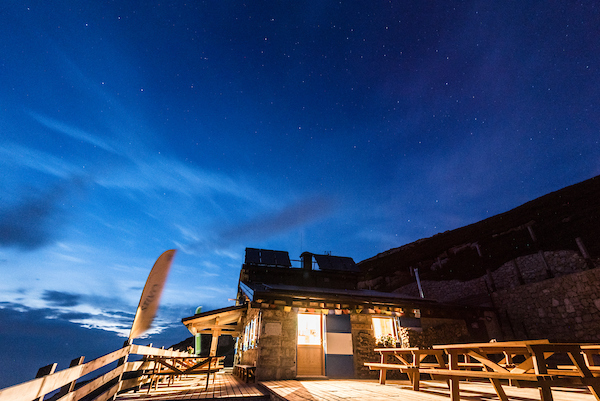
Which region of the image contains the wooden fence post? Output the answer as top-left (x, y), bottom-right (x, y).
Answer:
top-left (34, 363), bottom-right (57, 401)
top-left (111, 339), bottom-right (132, 400)
top-left (56, 356), bottom-right (85, 398)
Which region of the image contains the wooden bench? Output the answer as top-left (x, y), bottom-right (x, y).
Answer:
top-left (234, 364), bottom-right (256, 383)
top-left (418, 368), bottom-right (555, 382)
top-left (418, 368), bottom-right (561, 401)
top-left (365, 362), bottom-right (444, 390)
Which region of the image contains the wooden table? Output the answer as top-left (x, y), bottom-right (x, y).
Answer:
top-left (365, 347), bottom-right (446, 389)
top-left (430, 340), bottom-right (600, 401)
top-left (148, 356), bottom-right (224, 390)
top-left (582, 345), bottom-right (600, 370)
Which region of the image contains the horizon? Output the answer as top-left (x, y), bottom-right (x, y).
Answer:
top-left (2, 0), bottom-right (600, 389)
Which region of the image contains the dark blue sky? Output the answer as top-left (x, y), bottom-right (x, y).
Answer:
top-left (1, 0), bottom-right (599, 388)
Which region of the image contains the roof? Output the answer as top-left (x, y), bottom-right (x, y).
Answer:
top-left (181, 304), bottom-right (246, 336)
top-left (239, 282), bottom-right (438, 306)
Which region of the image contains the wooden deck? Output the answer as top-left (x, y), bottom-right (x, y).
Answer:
top-left (115, 369), bottom-right (267, 400)
top-left (260, 379), bottom-right (598, 401)
top-left (112, 369), bottom-right (599, 401)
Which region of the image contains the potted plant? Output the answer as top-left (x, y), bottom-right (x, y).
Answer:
top-left (376, 334), bottom-right (397, 348)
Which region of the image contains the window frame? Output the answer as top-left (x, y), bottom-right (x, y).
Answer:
top-left (242, 313), bottom-right (261, 351)
top-left (371, 316), bottom-right (401, 343)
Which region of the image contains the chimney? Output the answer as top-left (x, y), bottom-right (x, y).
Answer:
top-left (300, 252), bottom-right (313, 271)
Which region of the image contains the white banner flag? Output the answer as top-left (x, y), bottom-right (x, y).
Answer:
top-left (129, 249), bottom-right (177, 340)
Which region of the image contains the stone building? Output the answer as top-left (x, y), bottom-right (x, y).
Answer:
top-left (182, 248), bottom-right (496, 380)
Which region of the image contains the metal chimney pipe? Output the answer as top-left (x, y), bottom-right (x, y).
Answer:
top-left (300, 252), bottom-right (313, 270)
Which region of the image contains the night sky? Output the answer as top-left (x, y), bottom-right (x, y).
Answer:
top-left (1, 1), bottom-right (599, 388)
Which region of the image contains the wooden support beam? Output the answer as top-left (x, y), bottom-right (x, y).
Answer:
top-left (35, 363), bottom-right (57, 401)
top-left (57, 357), bottom-right (84, 398)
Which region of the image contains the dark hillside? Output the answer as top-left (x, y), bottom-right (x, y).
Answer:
top-left (359, 175), bottom-right (600, 286)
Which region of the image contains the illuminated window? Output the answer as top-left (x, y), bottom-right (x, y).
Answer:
top-left (297, 314), bottom-right (322, 345)
top-left (242, 315), bottom-right (259, 351)
top-left (372, 317), bottom-right (398, 341)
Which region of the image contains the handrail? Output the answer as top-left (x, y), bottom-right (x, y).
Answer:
top-left (0, 344), bottom-right (193, 401)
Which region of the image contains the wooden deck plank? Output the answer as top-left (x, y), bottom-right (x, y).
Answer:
top-left (115, 371), bottom-right (597, 401)
top-left (115, 369), bottom-right (266, 400)
top-left (260, 378), bottom-right (598, 401)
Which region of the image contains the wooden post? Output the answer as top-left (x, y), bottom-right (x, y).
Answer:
top-left (35, 363), bottom-right (57, 401)
top-left (576, 237), bottom-right (595, 269)
top-left (527, 225), bottom-right (537, 243)
top-left (412, 351), bottom-right (420, 391)
top-left (538, 250), bottom-right (553, 278)
top-left (57, 356), bottom-right (85, 398)
top-left (111, 339), bottom-right (132, 400)
top-left (448, 352), bottom-right (460, 401)
top-left (529, 349), bottom-right (553, 401)
top-left (576, 237), bottom-right (591, 259)
top-left (527, 225), bottom-right (553, 278)
top-left (210, 317), bottom-right (221, 357)
top-left (512, 260), bottom-right (525, 285)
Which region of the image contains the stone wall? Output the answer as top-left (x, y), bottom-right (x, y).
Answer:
top-left (375, 250), bottom-right (600, 343)
top-left (392, 250), bottom-right (594, 303)
top-left (492, 267), bottom-right (600, 342)
top-left (350, 314), bottom-right (379, 379)
top-left (398, 318), bottom-right (471, 348)
top-left (349, 314), bottom-right (473, 379)
top-left (255, 308), bottom-right (297, 380)
top-left (393, 276), bottom-right (489, 303)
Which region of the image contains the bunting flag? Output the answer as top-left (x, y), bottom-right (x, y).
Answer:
top-left (246, 300), bottom-right (412, 317)
top-left (129, 250), bottom-right (177, 340)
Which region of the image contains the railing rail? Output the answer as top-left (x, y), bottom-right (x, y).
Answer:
top-left (0, 343), bottom-right (192, 401)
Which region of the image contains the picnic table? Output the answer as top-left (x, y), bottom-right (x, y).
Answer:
top-left (365, 340), bottom-right (600, 401)
top-left (147, 355), bottom-right (225, 390)
top-left (365, 347), bottom-right (446, 389)
top-left (430, 340), bottom-right (600, 401)
top-left (582, 345), bottom-right (600, 370)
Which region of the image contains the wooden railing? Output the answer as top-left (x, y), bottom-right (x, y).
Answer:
top-left (0, 343), bottom-right (193, 401)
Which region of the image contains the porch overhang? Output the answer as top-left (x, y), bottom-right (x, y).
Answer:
top-left (182, 304), bottom-right (246, 338)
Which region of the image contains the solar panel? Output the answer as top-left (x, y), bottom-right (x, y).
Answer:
top-left (244, 248), bottom-right (291, 267)
top-left (314, 254), bottom-right (359, 272)
top-left (274, 251), bottom-right (291, 267)
top-left (260, 250), bottom-right (277, 265)
top-left (245, 248), bottom-right (261, 265)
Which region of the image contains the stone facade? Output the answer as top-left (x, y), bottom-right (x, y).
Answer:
top-left (391, 250), bottom-right (595, 303)
top-left (238, 308), bottom-right (482, 380)
top-left (398, 318), bottom-right (471, 349)
top-left (350, 314), bottom-right (378, 379)
top-left (377, 250), bottom-right (600, 343)
top-left (492, 266), bottom-right (600, 342)
top-left (349, 314), bottom-right (476, 379)
top-left (393, 276), bottom-right (489, 303)
top-left (238, 307), bottom-right (297, 381)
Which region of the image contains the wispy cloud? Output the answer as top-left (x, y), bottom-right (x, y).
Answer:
top-left (183, 195), bottom-right (335, 253)
top-left (27, 111), bottom-right (275, 208)
top-left (30, 112), bottom-right (118, 154)
top-left (0, 143), bottom-right (82, 179)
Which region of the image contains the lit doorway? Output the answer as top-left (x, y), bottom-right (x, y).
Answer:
top-left (297, 313), bottom-right (324, 376)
